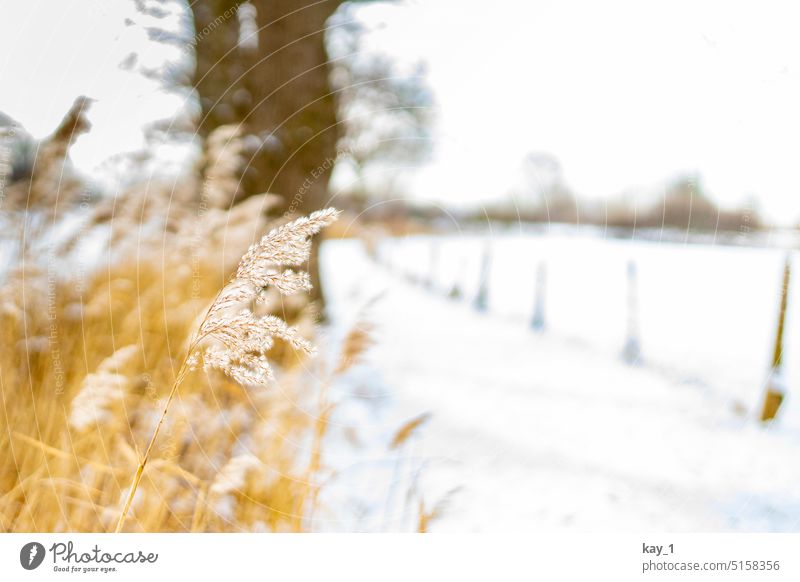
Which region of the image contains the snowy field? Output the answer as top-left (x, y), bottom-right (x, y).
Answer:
top-left (378, 230), bottom-right (800, 427)
top-left (321, 234), bottom-right (800, 531)
top-left (4, 223), bottom-right (800, 531)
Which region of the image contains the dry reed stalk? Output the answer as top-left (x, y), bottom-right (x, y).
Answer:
top-left (294, 400), bottom-right (333, 531)
top-left (382, 413), bottom-right (432, 531)
top-left (416, 488), bottom-right (458, 533)
top-left (334, 322), bottom-right (375, 374)
top-left (11, 432), bottom-right (120, 477)
top-left (113, 208), bottom-right (339, 532)
top-left (389, 413), bottom-right (431, 450)
top-left (190, 483), bottom-right (208, 532)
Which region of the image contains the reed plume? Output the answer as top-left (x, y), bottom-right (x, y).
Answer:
top-left (114, 207), bottom-right (340, 532)
top-left (69, 345), bottom-right (139, 431)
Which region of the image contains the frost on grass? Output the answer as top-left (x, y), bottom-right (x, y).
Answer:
top-left (187, 208), bottom-right (340, 386)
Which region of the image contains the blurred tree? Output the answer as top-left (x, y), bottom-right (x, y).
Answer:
top-left (639, 175), bottom-right (762, 232)
top-left (0, 98), bottom-right (94, 209)
top-left (188, 0), bottom-right (432, 304)
top-left (189, 0), bottom-right (347, 306)
top-left (657, 174), bottom-right (717, 231)
top-left (0, 112), bottom-right (35, 184)
top-left (190, 0), bottom-right (342, 213)
top-left (520, 152), bottom-right (579, 223)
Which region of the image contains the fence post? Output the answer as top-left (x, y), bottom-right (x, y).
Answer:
top-left (426, 241), bottom-right (439, 291)
top-left (760, 254), bottom-right (792, 422)
top-left (474, 246), bottom-right (491, 312)
top-left (622, 260), bottom-right (641, 364)
top-left (531, 261), bottom-right (546, 332)
top-left (449, 259), bottom-right (465, 301)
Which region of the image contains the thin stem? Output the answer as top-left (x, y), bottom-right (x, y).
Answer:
top-left (113, 285), bottom-right (226, 533)
top-left (114, 349), bottom-right (193, 533)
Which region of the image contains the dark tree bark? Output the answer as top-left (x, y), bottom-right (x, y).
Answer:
top-left (190, 0), bottom-right (344, 306)
top-left (191, 0), bottom-right (251, 132)
top-left (250, 0), bottom-right (342, 214)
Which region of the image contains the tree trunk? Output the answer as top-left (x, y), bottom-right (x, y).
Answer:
top-left (190, 0), bottom-right (344, 307)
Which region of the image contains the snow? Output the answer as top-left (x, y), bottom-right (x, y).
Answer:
top-left (320, 234), bottom-right (800, 531)
top-left (379, 229), bottom-right (800, 425)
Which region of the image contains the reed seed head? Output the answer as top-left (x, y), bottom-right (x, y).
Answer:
top-left (188, 208), bottom-right (340, 386)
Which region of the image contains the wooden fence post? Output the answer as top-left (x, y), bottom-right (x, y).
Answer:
top-left (760, 254), bottom-right (792, 422)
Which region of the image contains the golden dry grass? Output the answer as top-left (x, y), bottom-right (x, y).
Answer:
top-left (0, 99), bottom-right (438, 533)
top-left (0, 239), bottom-right (333, 532)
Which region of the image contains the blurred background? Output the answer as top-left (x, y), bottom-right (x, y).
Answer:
top-left (2, 0), bottom-right (800, 532)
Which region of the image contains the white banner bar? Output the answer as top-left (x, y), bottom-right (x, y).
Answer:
top-left (0, 533), bottom-right (798, 581)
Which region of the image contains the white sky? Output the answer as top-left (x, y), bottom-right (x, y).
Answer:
top-left (360, 0), bottom-right (800, 223)
top-left (2, 0), bottom-right (800, 223)
top-left (0, 0), bottom-right (192, 179)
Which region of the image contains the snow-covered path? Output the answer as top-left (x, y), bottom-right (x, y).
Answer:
top-left (322, 239), bottom-right (800, 532)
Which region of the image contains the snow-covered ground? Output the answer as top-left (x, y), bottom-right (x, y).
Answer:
top-left (380, 229), bottom-right (800, 426)
top-left (321, 235), bottom-right (800, 531)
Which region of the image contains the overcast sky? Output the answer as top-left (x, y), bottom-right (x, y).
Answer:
top-left (2, 0), bottom-right (800, 223)
top-left (358, 0), bottom-right (800, 223)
